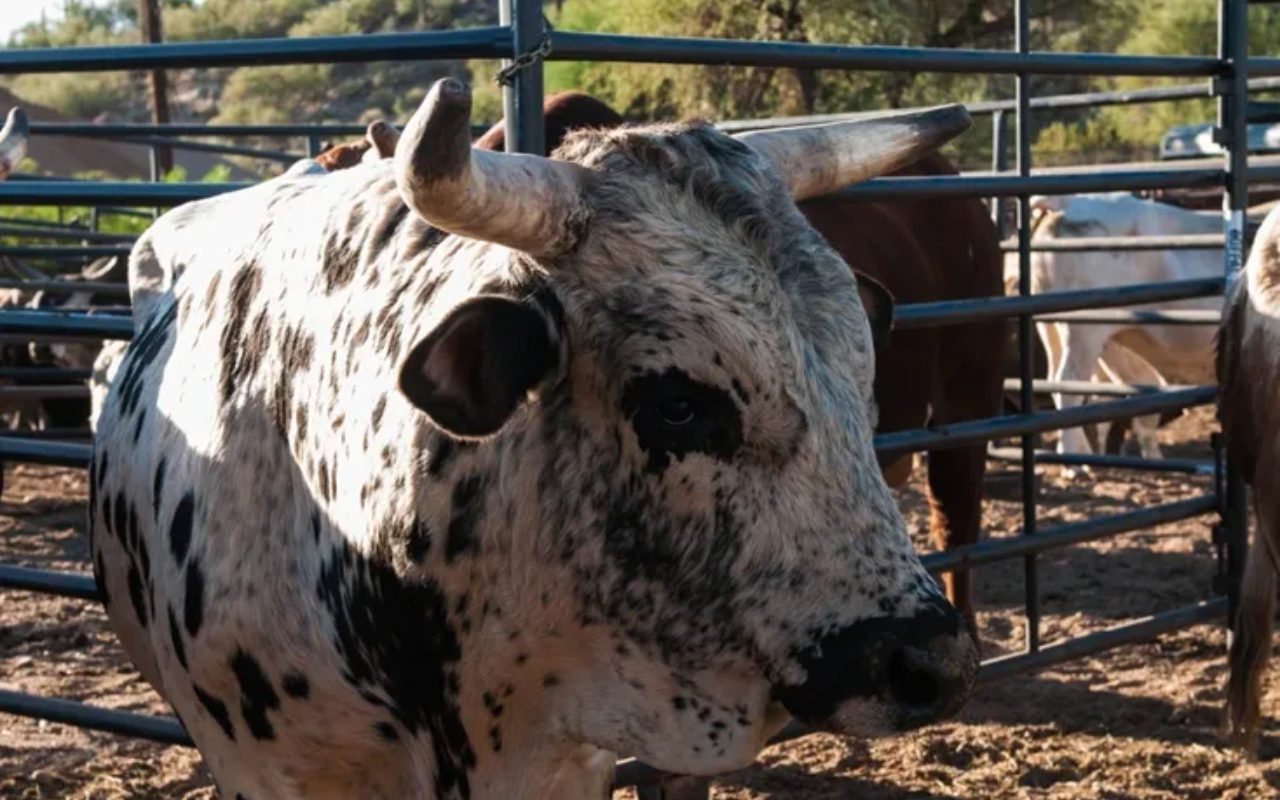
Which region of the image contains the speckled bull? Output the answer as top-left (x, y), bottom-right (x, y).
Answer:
top-left (90, 79), bottom-right (978, 800)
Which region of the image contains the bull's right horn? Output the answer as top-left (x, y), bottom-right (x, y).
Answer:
top-left (394, 79), bottom-right (590, 258)
top-left (735, 104), bottom-right (971, 201)
top-left (0, 108), bottom-right (30, 181)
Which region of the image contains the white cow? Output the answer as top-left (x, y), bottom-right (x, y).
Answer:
top-left (1006, 192), bottom-right (1221, 463)
top-left (0, 107), bottom-right (27, 180)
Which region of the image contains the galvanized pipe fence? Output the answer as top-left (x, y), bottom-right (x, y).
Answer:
top-left (0, 0), bottom-right (1262, 795)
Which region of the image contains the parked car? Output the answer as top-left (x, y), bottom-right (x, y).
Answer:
top-left (1159, 122), bottom-right (1280, 159)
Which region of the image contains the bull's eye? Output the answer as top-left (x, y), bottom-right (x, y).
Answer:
top-left (657, 397), bottom-right (696, 427)
top-left (621, 367), bottom-right (744, 473)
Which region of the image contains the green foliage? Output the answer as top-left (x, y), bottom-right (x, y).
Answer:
top-left (165, 0), bottom-right (318, 41)
top-left (9, 0), bottom-right (140, 48)
top-left (1033, 115), bottom-right (1149, 166)
top-left (1031, 1), bottom-right (1280, 164)
top-left (547, 0), bottom-right (831, 121)
top-left (9, 72), bottom-right (138, 121)
top-left (214, 64), bottom-right (336, 124)
top-left (4, 0), bottom-right (491, 130)
top-left (541, 0), bottom-right (1130, 167)
top-left (5, 0), bottom-right (1280, 175)
top-left (5, 0), bottom-right (142, 120)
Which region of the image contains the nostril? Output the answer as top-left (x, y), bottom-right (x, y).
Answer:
top-left (888, 647), bottom-right (941, 713)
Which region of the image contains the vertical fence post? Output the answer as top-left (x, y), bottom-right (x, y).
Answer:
top-left (138, 0), bottom-right (173, 178)
top-left (991, 109), bottom-right (1008, 234)
top-left (307, 135), bottom-right (324, 158)
top-left (499, 0), bottom-right (546, 156)
top-left (1217, 0), bottom-right (1250, 630)
top-left (1015, 0), bottom-right (1040, 654)
top-left (147, 144), bottom-right (162, 221)
top-left (147, 144), bottom-right (162, 183)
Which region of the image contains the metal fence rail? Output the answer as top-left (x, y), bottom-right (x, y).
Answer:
top-left (999, 234), bottom-right (1226, 252)
top-left (876, 386), bottom-right (1216, 456)
top-left (546, 32), bottom-right (1222, 76)
top-left (0, 28), bottom-right (511, 74)
top-left (896, 277), bottom-right (1224, 328)
top-left (721, 77), bottom-right (1280, 132)
top-left (0, 246), bottom-right (131, 260)
top-left (0, 690), bottom-right (191, 746)
top-left (988, 447), bottom-right (1215, 475)
top-left (1004, 379), bottom-right (1203, 397)
top-left (0, 163), bottom-right (1241, 208)
top-left (0, 310), bottom-right (133, 339)
top-left (0, 0), bottom-right (1255, 796)
top-left (0, 385), bottom-right (90, 399)
top-left (1038, 309), bottom-right (1221, 325)
top-left (0, 437), bottom-right (91, 466)
top-left (0, 563), bottom-right (99, 600)
top-left (0, 428), bottom-right (93, 440)
top-left (0, 224), bottom-right (135, 243)
top-left (0, 278), bottom-right (131, 296)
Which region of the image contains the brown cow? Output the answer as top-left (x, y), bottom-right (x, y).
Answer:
top-left (473, 92), bottom-right (630, 152)
top-left (1218, 203), bottom-right (1280, 755)
top-left (318, 93), bottom-right (1006, 632)
top-left (801, 156), bottom-right (1006, 632)
top-left (310, 120), bottom-right (400, 171)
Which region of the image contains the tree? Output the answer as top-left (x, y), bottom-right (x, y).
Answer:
top-left (536, 0), bottom-right (1127, 166)
top-left (6, 0), bottom-right (1270, 173)
top-left (1036, 0), bottom-right (1280, 164)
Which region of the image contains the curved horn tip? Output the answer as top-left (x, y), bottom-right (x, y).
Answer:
top-left (397, 79), bottom-right (475, 180)
top-left (422, 78), bottom-right (473, 128)
top-left (921, 103), bottom-right (972, 138)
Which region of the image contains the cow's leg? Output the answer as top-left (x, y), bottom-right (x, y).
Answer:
top-left (1035, 320), bottom-right (1062, 404)
top-left (1096, 341), bottom-right (1166, 459)
top-left (1090, 360), bottom-right (1120, 454)
top-left (928, 320), bottom-right (1006, 638)
top-left (1050, 324), bottom-right (1111, 473)
top-left (925, 444), bottom-right (984, 637)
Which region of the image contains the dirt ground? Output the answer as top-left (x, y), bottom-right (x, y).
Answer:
top-left (3, 407), bottom-right (1279, 799)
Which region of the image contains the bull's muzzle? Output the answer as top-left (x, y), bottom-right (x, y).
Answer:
top-left (776, 594), bottom-right (978, 733)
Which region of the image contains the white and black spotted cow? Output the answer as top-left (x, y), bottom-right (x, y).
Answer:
top-left (91, 80), bottom-right (979, 800)
top-left (0, 106), bottom-right (27, 180)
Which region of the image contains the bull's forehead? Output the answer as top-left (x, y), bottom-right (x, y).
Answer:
top-left (547, 122), bottom-right (873, 393)
top-left (560, 121), bottom-right (789, 275)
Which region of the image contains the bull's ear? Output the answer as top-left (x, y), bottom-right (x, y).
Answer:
top-left (399, 295), bottom-right (559, 438)
top-left (855, 272), bottom-right (894, 355)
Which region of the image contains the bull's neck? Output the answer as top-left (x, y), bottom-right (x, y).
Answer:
top-left (438, 584), bottom-right (614, 800)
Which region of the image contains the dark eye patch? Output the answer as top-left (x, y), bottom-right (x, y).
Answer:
top-left (621, 367), bottom-right (743, 473)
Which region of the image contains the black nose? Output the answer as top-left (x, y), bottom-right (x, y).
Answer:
top-left (777, 595), bottom-right (978, 732)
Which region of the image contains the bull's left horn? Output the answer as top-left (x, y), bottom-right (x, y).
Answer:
top-left (0, 108), bottom-right (30, 181)
top-left (735, 105), bottom-right (971, 201)
top-left (394, 79), bottom-right (590, 257)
